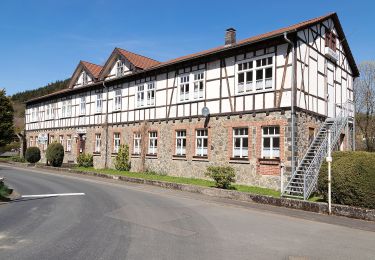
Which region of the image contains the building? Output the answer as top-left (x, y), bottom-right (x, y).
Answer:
top-left (25, 13), bottom-right (358, 194)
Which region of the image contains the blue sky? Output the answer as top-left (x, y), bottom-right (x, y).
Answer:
top-left (1, 0), bottom-right (374, 95)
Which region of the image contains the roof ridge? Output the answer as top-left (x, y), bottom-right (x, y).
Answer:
top-left (115, 47), bottom-right (161, 63)
top-left (81, 60), bottom-right (103, 67)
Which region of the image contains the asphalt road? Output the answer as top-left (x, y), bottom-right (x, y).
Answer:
top-left (0, 165), bottom-right (374, 260)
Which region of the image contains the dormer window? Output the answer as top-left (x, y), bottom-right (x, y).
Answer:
top-left (82, 71), bottom-right (88, 85)
top-left (325, 30), bottom-right (337, 51)
top-left (116, 59), bottom-right (125, 76)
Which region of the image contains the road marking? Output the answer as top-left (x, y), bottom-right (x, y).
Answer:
top-left (21, 193), bottom-right (85, 198)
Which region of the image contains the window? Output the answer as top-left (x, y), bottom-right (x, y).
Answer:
top-left (148, 131), bottom-right (157, 155)
top-left (308, 128), bottom-right (315, 145)
top-left (46, 104), bottom-right (54, 120)
top-left (66, 135), bottom-right (72, 152)
top-left (137, 85), bottom-right (145, 107)
top-left (80, 96), bottom-right (86, 115)
top-left (136, 82), bottom-right (156, 107)
top-left (82, 71), bottom-right (88, 85)
top-left (233, 128), bottom-right (248, 158)
top-left (29, 137), bottom-right (34, 147)
top-left (67, 100), bottom-right (72, 117)
top-left (59, 135), bottom-right (64, 145)
top-left (146, 83), bottom-right (155, 106)
top-left (179, 72), bottom-right (205, 102)
top-left (133, 133), bottom-right (141, 155)
top-left (237, 55), bottom-right (273, 93)
top-left (175, 130), bottom-right (186, 156)
top-left (194, 72), bottom-right (204, 99)
top-left (196, 129), bottom-right (208, 157)
top-left (113, 133), bottom-right (120, 153)
top-left (116, 60), bottom-right (125, 76)
top-left (31, 108), bottom-right (37, 122)
top-left (96, 94), bottom-right (103, 113)
top-left (114, 89), bottom-right (122, 111)
top-left (325, 30), bottom-right (337, 51)
top-left (95, 134), bottom-right (101, 153)
top-left (49, 135), bottom-right (55, 144)
top-left (262, 126), bottom-right (280, 158)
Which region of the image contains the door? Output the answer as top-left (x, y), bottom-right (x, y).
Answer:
top-left (327, 61), bottom-right (335, 118)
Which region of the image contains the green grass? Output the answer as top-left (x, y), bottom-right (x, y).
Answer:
top-left (75, 167), bottom-right (280, 197)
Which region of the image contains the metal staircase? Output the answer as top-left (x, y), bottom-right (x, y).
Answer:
top-left (282, 101), bottom-right (354, 200)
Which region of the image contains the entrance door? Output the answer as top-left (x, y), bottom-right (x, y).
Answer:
top-left (327, 61), bottom-right (335, 118)
top-left (78, 134), bottom-right (86, 154)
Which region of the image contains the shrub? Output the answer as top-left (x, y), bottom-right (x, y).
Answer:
top-left (205, 166), bottom-right (236, 189)
top-left (317, 151), bottom-right (375, 209)
top-left (114, 144), bottom-right (131, 171)
top-left (77, 153), bottom-right (93, 167)
top-left (25, 147), bottom-right (41, 163)
top-left (10, 156), bottom-right (26, 163)
top-left (46, 142), bottom-right (64, 167)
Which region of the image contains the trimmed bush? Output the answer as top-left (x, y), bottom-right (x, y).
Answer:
top-left (77, 153), bottom-right (93, 167)
top-left (205, 166), bottom-right (236, 189)
top-left (46, 142), bottom-right (64, 167)
top-left (25, 147), bottom-right (41, 163)
top-left (114, 144), bottom-right (131, 171)
top-left (317, 151), bottom-right (375, 209)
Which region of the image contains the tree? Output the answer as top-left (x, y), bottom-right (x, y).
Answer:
top-left (354, 61), bottom-right (375, 151)
top-left (0, 89), bottom-right (15, 147)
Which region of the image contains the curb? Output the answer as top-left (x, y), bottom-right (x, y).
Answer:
top-left (2, 161), bottom-right (375, 221)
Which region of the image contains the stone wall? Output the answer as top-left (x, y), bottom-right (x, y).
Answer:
top-left (26, 111), bottom-right (294, 190)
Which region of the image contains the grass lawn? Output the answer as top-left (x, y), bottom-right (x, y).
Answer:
top-left (75, 167), bottom-right (280, 197)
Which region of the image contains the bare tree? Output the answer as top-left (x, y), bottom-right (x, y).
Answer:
top-left (354, 61), bottom-right (375, 151)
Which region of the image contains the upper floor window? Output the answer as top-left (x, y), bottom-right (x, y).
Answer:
top-left (80, 96), bottom-right (86, 115)
top-left (116, 60), bottom-right (125, 77)
top-left (133, 133), bottom-right (141, 155)
top-left (237, 55), bottom-right (274, 94)
top-left (137, 85), bottom-right (145, 107)
top-left (82, 71), bottom-right (88, 85)
top-left (325, 30), bottom-right (337, 51)
top-left (67, 100), bottom-right (72, 117)
top-left (196, 129), bottom-right (208, 157)
top-left (175, 130), bottom-right (186, 156)
top-left (146, 83), bottom-right (155, 106)
top-left (233, 128), bottom-right (248, 158)
top-left (262, 126), bottom-right (280, 159)
top-left (137, 82), bottom-right (155, 107)
top-left (114, 89), bottom-right (122, 111)
top-left (62, 101), bottom-right (67, 118)
top-left (148, 131), bottom-right (157, 155)
top-left (96, 94), bottom-right (103, 113)
top-left (179, 71), bottom-right (205, 102)
top-left (31, 107), bottom-right (39, 122)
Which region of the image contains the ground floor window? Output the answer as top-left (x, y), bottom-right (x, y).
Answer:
top-left (196, 129), bottom-right (208, 157)
top-left (176, 130), bottom-right (186, 156)
top-left (49, 135), bottom-right (55, 144)
top-left (233, 128), bottom-right (248, 158)
top-left (59, 135), bottom-right (64, 145)
top-left (262, 126), bottom-right (280, 158)
top-left (133, 133), bottom-right (141, 155)
top-left (66, 135), bottom-right (72, 152)
top-left (113, 133), bottom-right (120, 153)
top-left (95, 134), bottom-right (101, 153)
top-left (148, 131), bottom-right (157, 155)
top-left (29, 137), bottom-right (34, 147)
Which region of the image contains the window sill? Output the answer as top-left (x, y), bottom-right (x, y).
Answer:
top-left (258, 158), bottom-right (280, 165)
top-left (131, 154), bottom-right (141, 158)
top-left (93, 152), bottom-right (101, 156)
top-left (146, 154), bottom-right (157, 159)
top-left (192, 156), bottom-right (208, 162)
top-left (111, 153), bottom-right (118, 157)
top-left (229, 157), bottom-right (250, 164)
top-left (172, 155), bottom-right (187, 161)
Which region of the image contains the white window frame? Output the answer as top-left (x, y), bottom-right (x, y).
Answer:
top-left (61, 101), bottom-right (66, 118)
top-left (232, 128), bottom-right (249, 158)
top-left (116, 59), bottom-right (125, 77)
top-left (114, 89), bottom-right (122, 111)
top-left (96, 93), bottom-right (103, 113)
top-left (146, 82), bottom-right (155, 106)
top-left (148, 131), bottom-right (157, 155)
top-left (133, 133), bottom-right (141, 155)
top-left (235, 54), bottom-right (274, 95)
top-left (175, 130), bottom-right (186, 156)
top-left (195, 129), bottom-right (208, 157)
top-left (80, 96), bottom-right (86, 115)
top-left (66, 135), bottom-right (72, 152)
top-left (136, 82), bottom-right (156, 108)
top-left (262, 126), bottom-right (280, 159)
top-left (136, 85), bottom-right (145, 107)
top-left (82, 71), bottom-right (88, 85)
top-left (59, 135), bottom-right (64, 145)
top-left (95, 134), bottom-right (101, 153)
top-left (178, 71), bottom-right (205, 103)
top-left (113, 133), bottom-right (120, 153)
top-left (67, 100), bottom-right (72, 117)
top-left (29, 137), bottom-right (34, 147)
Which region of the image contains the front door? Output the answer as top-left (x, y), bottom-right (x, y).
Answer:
top-left (327, 61), bottom-right (335, 118)
top-left (78, 134), bottom-right (85, 154)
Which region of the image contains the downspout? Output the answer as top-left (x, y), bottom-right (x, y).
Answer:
top-left (283, 32), bottom-right (296, 182)
top-left (103, 81), bottom-right (109, 168)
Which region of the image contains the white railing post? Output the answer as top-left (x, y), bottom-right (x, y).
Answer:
top-left (327, 129), bottom-right (332, 214)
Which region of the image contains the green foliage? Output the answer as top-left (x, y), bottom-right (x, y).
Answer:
top-left (317, 151), bottom-right (375, 209)
top-left (10, 156), bottom-right (26, 163)
top-left (114, 144), bottom-right (131, 171)
top-left (46, 142), bottom-right (64, 167)
top-left (0, 142), bottom-right (20, 154)
top-left (0, 180), bottom-right (11, 200)
top-left (25, 147), bottom-right (41, 163)
top-left (205, 166), bottom-right (236, 189)
top-left (77, 153), bottom-right (93, 167)
top-left (0, 89), bottom-right (15, 147)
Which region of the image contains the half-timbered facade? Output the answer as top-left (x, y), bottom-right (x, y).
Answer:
top-left (25, 13), bottom-right (358, 190)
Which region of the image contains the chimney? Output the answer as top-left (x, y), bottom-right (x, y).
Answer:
top-left (225, 28), bottom-right (236, 46)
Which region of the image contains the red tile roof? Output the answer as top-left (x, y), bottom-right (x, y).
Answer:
top-left (81, 61), bottom-right (103, 79)
top-left (116, 48), bottom-right (161, 70)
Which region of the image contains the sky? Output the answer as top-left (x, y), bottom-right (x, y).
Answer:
top-left (1, 0), bottom-right (374, 96)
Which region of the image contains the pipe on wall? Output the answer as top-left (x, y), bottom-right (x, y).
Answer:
top-left (103, 81), bottom-right (109, 168)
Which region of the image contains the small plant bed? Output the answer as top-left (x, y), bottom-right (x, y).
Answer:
top-left (0, 179), bottom-right (11, 201)
top-left (75, 167), bottom-right (280, 197)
